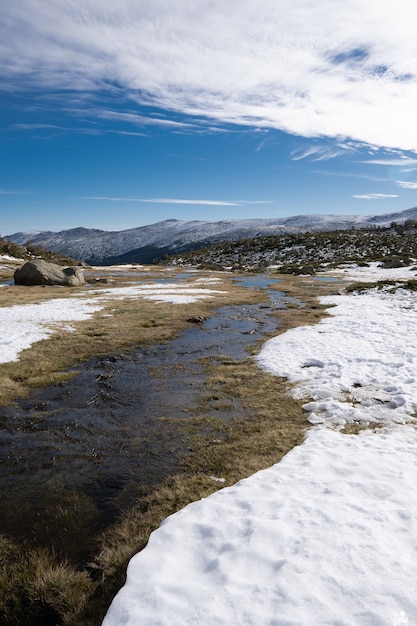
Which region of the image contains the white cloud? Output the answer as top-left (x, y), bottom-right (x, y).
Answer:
top-left (396, 181), bottom-right (417, 189)
top-left (2, 1), bottom-right (417, 151)
top-left (136, 198), bottom-right (243, 206)
top-left (82, 196), bottom-right (251, 206)
top-left (360, 158), bottom-right (417, 167)
top-left (352, 193), bottom-right (399, 200)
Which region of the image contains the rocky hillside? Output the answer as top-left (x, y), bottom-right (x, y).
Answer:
top-left (0, 237), bottom-right (81, 266)
top-left (162, 221), bottom-right (417, 272)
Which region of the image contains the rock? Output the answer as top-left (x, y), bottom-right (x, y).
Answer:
top-left (14, 260), bottom-right (85, 286)
top-left (87, 277), bottom-right (109, 284)
top-left (187, 315), bottom-right (207, 324)
top-left (379, 259), bottom-right (407, 269)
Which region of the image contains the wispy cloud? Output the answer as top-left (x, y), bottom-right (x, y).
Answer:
top-left (0, 188), bottom-right (31, 195)
top-left (352, 193), bottom-right (399, 200)
top-left (10, 121), bottom-right (149, 137)
top-left (360, 158), bottom-right (417, 167)
top-left (314, 170), bottom-right (385, 183)
top-left (12, 123), bottom-right (65, 130)
top-left (395, 181), bottom-right (417, 189)
top-left (107, 130), bottom-right (147, 137)
top-left (142, 199), bottom-right (241, 206)
top-left (2, 2), bottom-right (417, 150)
top-left (93, 109), bottom-right (195, 130)
top-left (291, 144), bottom-right (350, 162)
top-left (82, 197), bottom-right (241, 206)
top-left (82, 196), bottom-right (273, 206)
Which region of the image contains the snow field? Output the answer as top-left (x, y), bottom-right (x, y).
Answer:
top-left (257, 288), bottom-right (417, 427)
top-left (329, 261), bottom-right (417, 283)
top-left (0, 298), bottom-right (103, 364)
top-left (103, 426), bottom-right (417, 625)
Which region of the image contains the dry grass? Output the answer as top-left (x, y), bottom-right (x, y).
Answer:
top-left (183, 356), bottom-right (308, 479)
top-left (0, 535), bottom-right (96, 626)
top-left (340, 422), bottom-right (386, 435)
top-left (0, 284), bottom-right (81, 307)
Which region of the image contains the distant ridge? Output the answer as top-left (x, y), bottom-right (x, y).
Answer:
top-left (6, 207), bottom-right (417, 265)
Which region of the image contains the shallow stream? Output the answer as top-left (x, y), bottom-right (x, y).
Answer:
top-left (0, 275), bottom-right (286, 562)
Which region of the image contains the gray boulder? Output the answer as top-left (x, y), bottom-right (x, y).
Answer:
top-left (379, 259), bottom-right (408, 269)
top-left (14, 259), bottom-right (85, 286)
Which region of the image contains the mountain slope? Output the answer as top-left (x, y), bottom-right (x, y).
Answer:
top-left (6, 207), bottom-right (417, 264)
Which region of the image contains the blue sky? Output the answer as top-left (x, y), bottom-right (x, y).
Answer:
top-left (2, 0), bottom-right (417, 235)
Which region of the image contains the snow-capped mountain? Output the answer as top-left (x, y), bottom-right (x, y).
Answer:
top-left (6, 207), bottom-right (417, 264)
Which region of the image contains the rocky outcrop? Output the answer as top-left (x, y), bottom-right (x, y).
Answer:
top-left (14, 259), bottom-right (85, 286)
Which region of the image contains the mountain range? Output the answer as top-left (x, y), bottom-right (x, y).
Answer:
top-left (6, 206), bottom-right (417, 265)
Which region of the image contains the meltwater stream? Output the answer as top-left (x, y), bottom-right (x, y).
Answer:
top-left (0, 277), bottom-right (285, 562)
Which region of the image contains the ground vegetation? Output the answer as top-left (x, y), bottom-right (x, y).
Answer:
top-left (162, 221), bottom-right (417, 272)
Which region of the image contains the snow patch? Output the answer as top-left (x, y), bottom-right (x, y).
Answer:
top-left (103, 426), bottom-right (417, 626)
top-left (257, 286), bottom-right (417, 427)
top-left (0, 279), bottom-right (223, 363)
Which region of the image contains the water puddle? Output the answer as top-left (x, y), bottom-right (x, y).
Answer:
top-left (0, 282), bottom-right (286, 562)
top-left (312, 276), bottom-right (340, 282)
top-left (232, 275), bottom-right (281, 289)
top-left (155, 272), bottom-right (197, 283)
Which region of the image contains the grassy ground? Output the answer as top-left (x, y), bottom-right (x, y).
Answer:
top-left (0, 264), bottom-right (342, 625)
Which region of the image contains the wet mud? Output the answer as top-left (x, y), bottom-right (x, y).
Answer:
top-left (0, 276), bottom-right (286, 561)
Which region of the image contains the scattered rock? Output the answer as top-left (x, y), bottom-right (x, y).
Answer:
top-left (14, 259), bottom-right (85, 286)
top-left (187, 315), bottom-right (207, 324)
top-left (87, 277), bottom-right (109, 284)
top-left (198, 263), bottom-right (225, 271)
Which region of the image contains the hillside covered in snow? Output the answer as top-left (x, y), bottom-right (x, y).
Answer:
top-left (6, 206), bottom-right (417, 265)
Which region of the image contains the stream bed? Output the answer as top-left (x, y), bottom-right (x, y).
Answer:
top-left (0, 276), bottom-right (286, 561)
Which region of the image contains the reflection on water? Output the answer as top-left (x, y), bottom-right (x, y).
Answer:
top-left (232, 275), bottom-right (281, 289)
top-left (155, 272), bottom-right (197, 283)
top-left (313, 276), bottom-right (340, 282)
top-left (0, 286), bottom-right (285, 562)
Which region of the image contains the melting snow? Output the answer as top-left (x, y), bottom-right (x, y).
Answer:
top-left (0, 280), bottom-right (222, 363)
top-left (256, 288), bottom-right (417, 427)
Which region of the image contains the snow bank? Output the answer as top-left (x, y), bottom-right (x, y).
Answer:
top-left (84, 283), bottom-right (221, 304)
top-left (103, 425), bottom-right (417, 626)
top-left (0, 298), bottom-right (103, 363)
top-left (330, 261), bottom-right (417, 282)
top-left (257, 287), bottom-right (417, 426)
